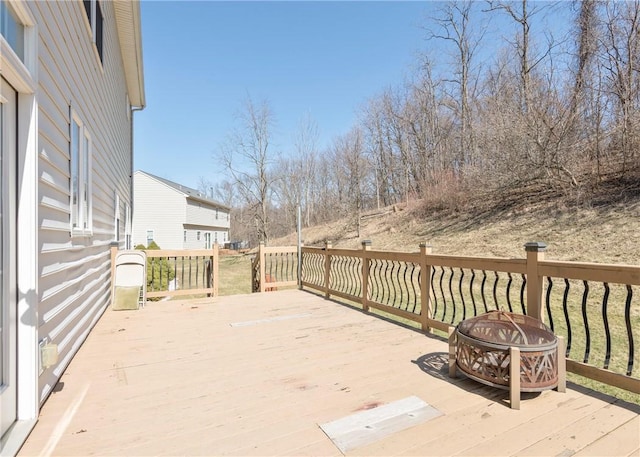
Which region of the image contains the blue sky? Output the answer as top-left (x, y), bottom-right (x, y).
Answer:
top-left (133, 1), bottom-right (572, 190)
top-left (134, 1), bottom-right (436, 189)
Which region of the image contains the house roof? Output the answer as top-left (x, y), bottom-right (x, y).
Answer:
top-left (113, 0), bottom-right (145, 108)
top-left (135, 170), bottom-right (231, 210)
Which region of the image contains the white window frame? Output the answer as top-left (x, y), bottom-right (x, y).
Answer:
top-left (70, 110), bottom-right (92, 236)
top-left (114, 193), bottom-right (120, 241)
top-left (82, 0), bottom-right (103, 65)
top-left (146, 229), bottom-right (154, 246)
top-left (0, 0), bottom-right (40, 446)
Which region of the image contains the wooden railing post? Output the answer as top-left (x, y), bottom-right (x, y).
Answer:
top-left (324, 240), bottom-right (332, 299)
top-left (361, 240), bottom-right (372, 312)
top-left (420, 242), bottom-right (433, 332)
top-left (212, 242), bottom-right (219, 297)
top-left (525, 241), bottom-right (547, 321)
top-left (259, 242), bottom-right (266, 293)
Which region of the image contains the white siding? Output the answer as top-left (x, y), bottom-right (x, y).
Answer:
top-left (185, 199), bottom-right (230, 229)
top-left (132, 172), bottom-right (186, 249)
top-left (34, 1), bottom-right (133, 402)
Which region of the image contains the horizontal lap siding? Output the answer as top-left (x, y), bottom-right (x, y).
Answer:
top-left (34, 1), bottom-right (133, 402)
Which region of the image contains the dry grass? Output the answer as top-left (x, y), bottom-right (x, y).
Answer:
top-left (218, 253), bottom-right (253, 296)
top-left (276, 195), bottom-right (640, 265)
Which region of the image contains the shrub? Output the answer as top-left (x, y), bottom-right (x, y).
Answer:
top-left (136, 241), bottom-right (176, 299)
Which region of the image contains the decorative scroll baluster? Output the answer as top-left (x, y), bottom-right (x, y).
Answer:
top-left (624, 285), bottom-right (634, 376)
top-left (439, 267), bottom-right (447, 322)
top-left (390, 261), bottom-right (398, 308)
top-left (431, 266), bottom-right (438, 318)
top-left (469, 269), bottom-right (477, 316)
top-left (520, 274), bottom-right (527, 315)
top-left (506, 272), bottom-right (513, 312)
top-left (481, 271), bottom-right (488, 313)
top-left (449, 268), bottom-right (456, 324)
top-left (492, 272), bottom-right (499, 310)
top-left (459, 268), bottom-right (466, 321)
top-left (602, 283), bottom-right (611, 369)
top-left (581, 280), bottom-right (591, 364)
top-left (562, 278), bottom-right (572, 357)
top-left (410, 265), bottom-right (419, 313)
top-left (546, 277), bottom-right (554, 331)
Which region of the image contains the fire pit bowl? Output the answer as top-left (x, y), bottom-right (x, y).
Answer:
top-left (452, 311), bottom-right (563, 408)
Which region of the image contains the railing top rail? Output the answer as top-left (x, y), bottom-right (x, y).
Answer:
top-left (144, 249), bottom-right (215, 258)
top-left (261, 245), bottom-right (298, 254)
top-left (539, 259), bottom-right (640, 285)
top-left (427, 255), bottom-right (527, 274)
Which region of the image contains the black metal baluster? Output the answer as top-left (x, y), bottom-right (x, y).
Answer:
top-left (439, 267), bottom-right (447, 322)
top-left (520, 274), bottom-right (527, 314)
top-left (581, 280), bottom-right (591, 363)
top-left (546, 277), bottom-right (555, 331)
top-left (449, 268), bottom-right (456, 324)
top-left (506, 272), bottom-right (513, 312)
top-left (624, 285), bottom-right (634, 376)
top-left (160, 258), bottom-right (164, 291)
top-left (562, 278), bottom-right (572, 357)
top-left (181, 256), bottom-right (185, 290)
top-left (431, 266), bottom-right (438, 319)
top-left (372, 259), bottom-right (380, 303)
top-left (410, 264), bottom-right (419, 314)
top-left (469, 269), bottom-right (477, 316)
top-left (391, 261), bottom-right (399, 307)
top-left (459, 268), bottom-right (466, 321)
top-left (400, 262), bottom-right (408, 310)
top-left (492, 272), bottom-right (499, 310)
top-left (481, 271), bottom-right (488, 313)
top-left (602, 282), bottom-right (611, 369)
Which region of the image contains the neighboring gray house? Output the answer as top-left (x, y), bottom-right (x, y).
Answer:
top-left (132, 171), bottom-right (231, 250)
top-left (1, 0), bottom-right (144, 453)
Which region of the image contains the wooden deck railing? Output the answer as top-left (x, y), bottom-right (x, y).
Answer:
top-left (111, 246), bottom-right (219, 300)
top-left (296, 240), bottom-right (639, 395)
top-left (252, 243), bottom-right (299, 292)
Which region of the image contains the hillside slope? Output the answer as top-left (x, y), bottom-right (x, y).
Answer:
top-left (275, 188), bottom-right (640, 265)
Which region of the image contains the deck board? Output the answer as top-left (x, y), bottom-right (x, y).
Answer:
top-left (18, 289), bottom-right (640, 456)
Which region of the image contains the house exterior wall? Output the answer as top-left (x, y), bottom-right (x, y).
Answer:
top-left (33, 0), bottom-right (135, 404)
top-left (133, 171), bottom-right (231, 250)
top-left (1, 1), bottom-right (144, 453)
top-left (132, 172), bottom-right (186, 249)
top-left (185, 199), bottom-right (231, 229)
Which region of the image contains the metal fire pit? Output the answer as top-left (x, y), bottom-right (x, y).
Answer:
top-left (451, 310), bottom-right (564, 409)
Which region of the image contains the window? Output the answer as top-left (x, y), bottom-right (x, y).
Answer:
top-left (146, 230), bottom-right (153, 246)
top-left (70, 110), bottom-right (92, 235)
top-left (197, 231), bottom-right (201, 241)
top-left (183, 230), bottom-right (187, 242)
top-left (0, 1), bottom-right (24, 61)
top-left (114, 194), bottom-right (120, 241)
top-left (215, 209), bottom-right (219, 219)
top-left (83, 0), bottom-right (103, 63)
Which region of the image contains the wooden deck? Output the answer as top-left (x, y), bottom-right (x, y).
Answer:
top-left (18, 289), bottom-right (640, 456)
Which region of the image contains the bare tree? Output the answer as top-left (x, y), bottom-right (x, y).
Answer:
top-left (217, 96), bottom-right (276, 245)
top-left (429, 0), bottom-right (484, 170)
